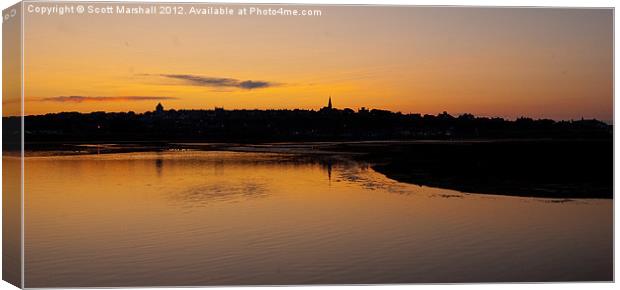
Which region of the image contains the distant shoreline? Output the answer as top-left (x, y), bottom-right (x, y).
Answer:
top-left (5, 107), bottom-right (612, 147)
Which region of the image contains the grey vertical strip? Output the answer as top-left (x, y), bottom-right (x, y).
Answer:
top-left (20, 1), bottom-right (25, 288)
top-left (2, 1), bottom-right (24, 288)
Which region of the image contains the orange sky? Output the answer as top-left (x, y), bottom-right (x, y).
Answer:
top-left (19, 4), bottom-right (613, 121)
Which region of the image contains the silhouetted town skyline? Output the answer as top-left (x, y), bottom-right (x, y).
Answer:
top-left (3, 98), bottom-right (613, 199)
top-left (4, 97), bottom-right (612, 143)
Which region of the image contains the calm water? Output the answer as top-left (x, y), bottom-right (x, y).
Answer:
top-left (23, 151), bottom-right (612, 287)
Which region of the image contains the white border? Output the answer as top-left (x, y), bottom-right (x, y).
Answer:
top-left (0, 1), bottom-right (616, 290)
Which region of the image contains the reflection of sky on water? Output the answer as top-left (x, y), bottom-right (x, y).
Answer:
top-left (173, 181), bottom-right (269, 206)
top-left (23, 151), bottom-right (612, 287)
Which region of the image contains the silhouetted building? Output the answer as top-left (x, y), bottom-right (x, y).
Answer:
top-left (155, 103), bottom-right (164, 113)
top-left (320, 96), bottom-right (334, 112)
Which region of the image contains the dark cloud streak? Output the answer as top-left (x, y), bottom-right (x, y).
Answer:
top-left (158, 74), bottom-right (275, 90)
top-left (40, 96), bottom-right (177, 103)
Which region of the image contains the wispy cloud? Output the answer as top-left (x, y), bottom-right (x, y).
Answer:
top-left (152, 74), bottom-right (276, 90)
top-left (40, 96), bottom-right (177, 103)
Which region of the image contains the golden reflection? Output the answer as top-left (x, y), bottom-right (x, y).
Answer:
top-left (23, 152), bottom-right (612, 286)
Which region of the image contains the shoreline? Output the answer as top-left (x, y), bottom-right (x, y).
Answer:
top-left (18, 139), bottom-right (613, 199)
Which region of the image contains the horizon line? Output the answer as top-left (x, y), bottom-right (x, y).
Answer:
top-left (7, 106), bottom-right (613, 124)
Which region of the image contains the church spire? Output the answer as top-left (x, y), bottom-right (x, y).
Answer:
top-left (328, 96), bottom-right (332, 109)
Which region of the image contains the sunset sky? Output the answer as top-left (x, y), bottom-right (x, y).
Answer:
top-left (20, 4), bottom-right (613, 121)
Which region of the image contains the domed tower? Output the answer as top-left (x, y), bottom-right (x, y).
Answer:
top-left (155, 102), bottom-right (164, 113)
